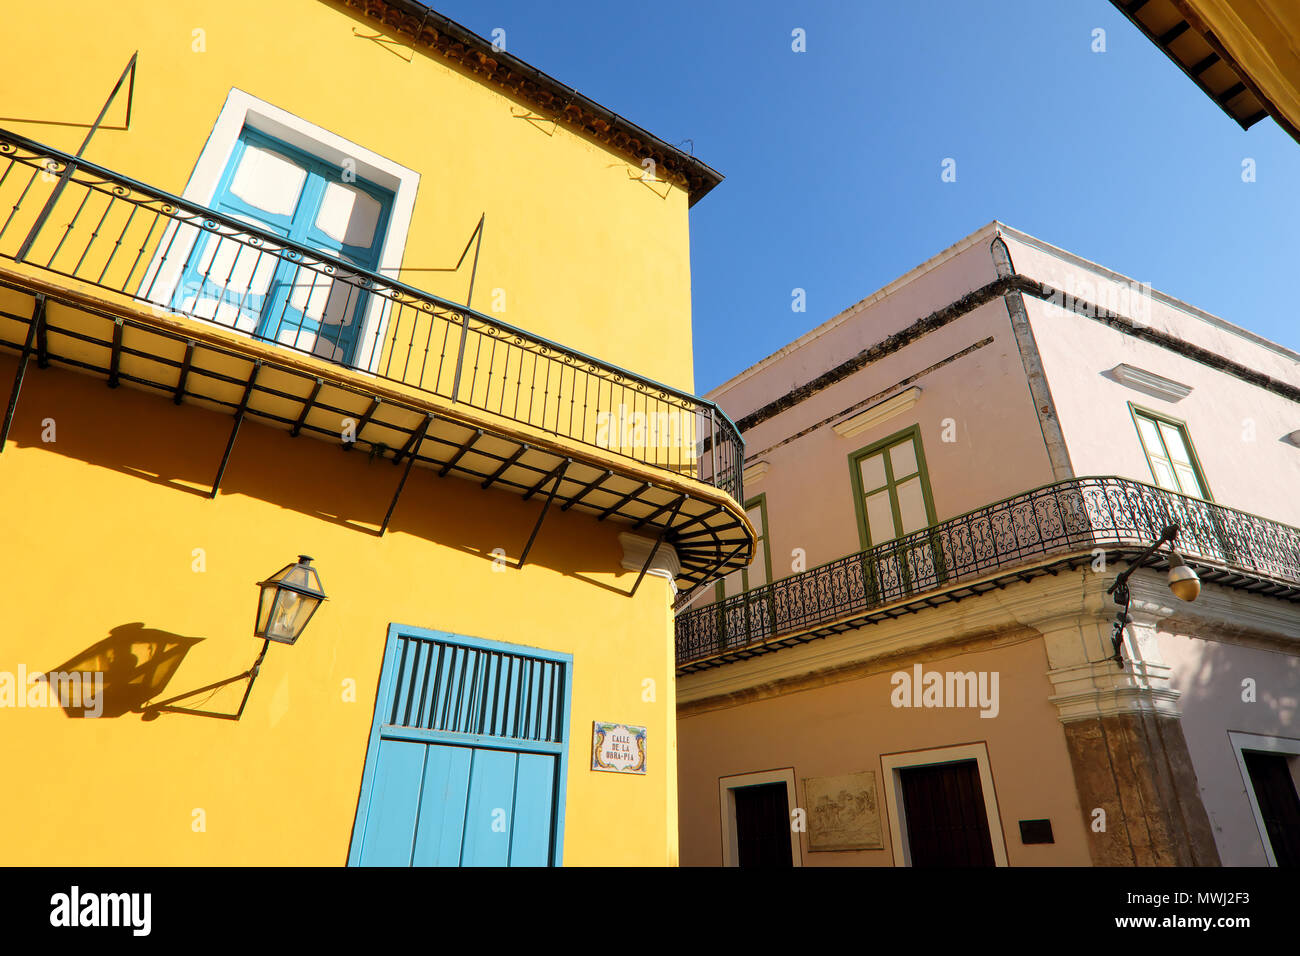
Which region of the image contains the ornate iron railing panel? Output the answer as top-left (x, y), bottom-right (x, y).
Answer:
top-left (676, 477), bottom-right (1300, 667)
top-left (0, 129), bottom-right (743, 502)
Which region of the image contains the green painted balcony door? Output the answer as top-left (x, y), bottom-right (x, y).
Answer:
top-left (850, 426), bottom-right (942, 601)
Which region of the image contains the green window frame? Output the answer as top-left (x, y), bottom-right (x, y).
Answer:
top-left (847, 424), bottom-right (945, 600)
top-left (848, 425), bottom-right (938, 550)
top-left (718, 493), bottom-right (773, 598)
top-left (1129, 404), bottom-right (1213, 501)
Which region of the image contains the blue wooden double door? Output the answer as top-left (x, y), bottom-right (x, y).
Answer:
top-left (349, 628), bottom-right (572, 867)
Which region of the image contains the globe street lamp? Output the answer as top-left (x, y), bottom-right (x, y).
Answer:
top-left (1106, 524), bottom-right (1201, 669)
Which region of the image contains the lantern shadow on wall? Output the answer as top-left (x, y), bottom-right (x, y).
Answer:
top-left (137, 556), bottom-right (327, 721)
top-left (43, 557), bottom-right (327, 722)
top-left (42, 622), bottom-right (202, 718)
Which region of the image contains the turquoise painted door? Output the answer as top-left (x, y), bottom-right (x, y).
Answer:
top-left (172, 126), bottom-right (393, 366)
top-left (349, 628), bottom-right (572, 867)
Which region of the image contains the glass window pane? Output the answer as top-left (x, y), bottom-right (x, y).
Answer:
top-left (229, 145), bottom-right (305, 216)
top-left (1136, 415), bottom-right (1162, 453)
top-left (1158, 422), bottom-right (1192, 465)
top-left (865, 489), bottom-right (897, 544)
top-left (1173, 465), bottom-right (1204, 498)
top-left (858, 453), bottom-right (886, 492)
top-left (1152, 459), bottom-right (1178, 491)
top-left (888, 439), bottom-right (918, 479)
top-left (896, 477), bottom-right (929, 534)
top-left (316, 182), bottom-right (380, 247)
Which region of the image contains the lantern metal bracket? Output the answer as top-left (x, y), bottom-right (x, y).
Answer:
top-left (139, 638), bottom-right (270, 722)
top-left (1105, 523), bottom-right (1180, 669)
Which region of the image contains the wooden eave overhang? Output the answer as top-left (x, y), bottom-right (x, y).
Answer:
top-left (1110, 0), bottom-right (1300, 144)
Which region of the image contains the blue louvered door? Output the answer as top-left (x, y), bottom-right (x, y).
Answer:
top-left (348, 628), bottom-right (572, 867)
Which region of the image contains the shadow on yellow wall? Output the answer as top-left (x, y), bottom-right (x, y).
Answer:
top-left (43, 622), bottom-right (202, 718)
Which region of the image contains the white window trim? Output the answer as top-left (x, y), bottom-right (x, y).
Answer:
top-left (880, 742), bottom-right (1008, 867)
top-left (718, 768), bottom-right (803, 867)
top-left (142, 88), bottom-right (420, 374)
top-left (1228, 731), bottom-right (1300, 867)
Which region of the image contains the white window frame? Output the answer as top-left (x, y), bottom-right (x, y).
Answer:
top-left (718, 768), bottom-right (803, 867)
top-left (142, 88), bottom-right (420, 374)
top-left (1228, 731), bottom-right (1300, 867)
top-left (880, 742), bottom-right (1008, 867)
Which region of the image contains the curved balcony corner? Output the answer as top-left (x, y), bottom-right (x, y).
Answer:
top-left (676, 476), bottom-right (1300, 670)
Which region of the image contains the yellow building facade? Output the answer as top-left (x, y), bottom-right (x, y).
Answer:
top-left (0, 0), bottom-right (751, 865)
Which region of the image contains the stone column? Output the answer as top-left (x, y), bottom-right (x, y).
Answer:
top-left (1009, 569), bottom-right (1220, 865)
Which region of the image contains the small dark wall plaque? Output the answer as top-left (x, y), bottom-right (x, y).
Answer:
top-left (1019, 819), bottom-right (1054, 844)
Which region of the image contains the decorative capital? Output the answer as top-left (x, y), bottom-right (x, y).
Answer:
top-left (618, 533), bottom-right (681, 594)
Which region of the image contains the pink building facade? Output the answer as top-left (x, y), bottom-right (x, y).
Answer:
top-left (675, 222), bottom-right (1300, 867)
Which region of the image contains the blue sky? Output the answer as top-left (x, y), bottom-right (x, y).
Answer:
top-left (433, 0), bottom-right (1300, 392)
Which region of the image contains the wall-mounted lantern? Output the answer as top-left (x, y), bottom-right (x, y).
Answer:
top-left (255, 555), bottom-right (327, 646)
top-left (1106, 524), bottom-right (1201, 669)
top-left (141, 555), bottom-right (327, 720)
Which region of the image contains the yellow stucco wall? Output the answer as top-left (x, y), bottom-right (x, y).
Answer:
top-left (0, 357), bottom-right (680, 865)
top-left (0, 0), bottom-right (696, 391)
top-left (0, 0), bottom-right (703, 865)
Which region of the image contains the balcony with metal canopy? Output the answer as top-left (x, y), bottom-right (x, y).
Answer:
top-left (0, 127), bottom-right (753, 591)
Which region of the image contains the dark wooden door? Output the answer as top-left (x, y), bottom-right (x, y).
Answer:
top-left (899, 760), bottom-right (996, 866)
top-left (734, 783), bottom-right (793, 867)
top-left (1244, 751), bottom-right (1300, 867)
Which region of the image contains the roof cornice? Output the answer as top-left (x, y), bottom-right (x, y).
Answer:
top-left (337, 0), bottom-right (723, 205)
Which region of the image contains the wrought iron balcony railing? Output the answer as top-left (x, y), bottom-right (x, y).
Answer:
top-left (0, 129), bottom-right (744, 502)
top-left (676, 476), bottom-right (1300, 669)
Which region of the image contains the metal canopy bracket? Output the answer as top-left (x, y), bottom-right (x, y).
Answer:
top-left (630, 495), bottom-right (686, 596)
top-left (14, 52), bottom-right (138, 264)
top-left (173, 339), bottom-right (195, 405)
top-left (439, 427), bottom-right (483, 477)
top-left (0, 294), bottom-right (46, 453)
top-left (522, 457), bottom-right (568, 503)
top-left (633, 492), bottom-right (690, 532)
top-left (561, 468), bottom-right (612, 512)
top-left (481, 443), bottom-right (528, 489)
top-left (291, 378), bottom-right (324, 437)
top-left (517, 458), bottom-right (569, 568)
top-left (343, 396), bottom-right (382, 450)
top-left (597, 481), bottom-right (651, 522)
top-left (107, 317), bottom-right (124, 387)
top-left (210, 359), bottom-right (261, 499)
top-left (380, 413), bottom-right (434, 535)
top-left (390, 411), bottom-right (433, 467)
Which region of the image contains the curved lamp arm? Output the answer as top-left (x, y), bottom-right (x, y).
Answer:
top-left (1106, 523), bottom-right (1180, 670)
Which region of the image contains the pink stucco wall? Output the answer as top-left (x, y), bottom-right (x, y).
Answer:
top-left (677, 638), bottom-right (1091, 866)
top-left (681, 221), bottom-right (1300, 867)
top-left (1157, 629), bottom-right (1300, 865)
top-left (704, 228), bottom-right (1056, 591)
